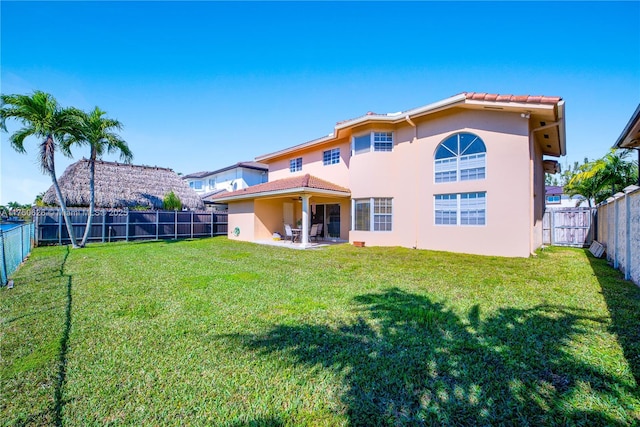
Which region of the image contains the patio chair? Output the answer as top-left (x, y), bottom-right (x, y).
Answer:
top-left (316, 223), bottom-right (323, 241)
top-left (309, 223), bottom-right (319, 242)
top-left (284, 224), bottom-right (295, 243)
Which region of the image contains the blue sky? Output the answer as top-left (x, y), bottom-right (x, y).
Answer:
top-left (1, 1), bottom-right (639, 204)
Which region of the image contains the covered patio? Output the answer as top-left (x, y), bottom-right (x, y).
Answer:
top-left (211, 174), bottom-right (351, 248)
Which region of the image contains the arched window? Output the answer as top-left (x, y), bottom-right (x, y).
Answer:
top-left (434, 133), bottom-right (486, 183)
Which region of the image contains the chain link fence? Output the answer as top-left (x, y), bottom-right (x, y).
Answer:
top-left (1, 223), bottom-right (35, 285)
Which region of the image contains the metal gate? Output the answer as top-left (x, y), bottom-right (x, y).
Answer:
top-left (543, 208), bottom-right (595, 247)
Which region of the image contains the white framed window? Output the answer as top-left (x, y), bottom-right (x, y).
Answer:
top-left (352, 198), bottom-right (393, 231)
top-left (434, 133), bottom-right (486, 183)
top-left (208, 178), bottom-right (216, 188)
top-left (352, 131), bottom-right (394, 155)
top-left (435, 192), bottom-right (486, 226)
top-left (323, 148), bottom-right (340, 165)
top-left (290, 157), bottom-right (302, 172)
top-left (373, 132), bottom-right (393, 151)
top-left (191, 180), bottom-right (203, 190)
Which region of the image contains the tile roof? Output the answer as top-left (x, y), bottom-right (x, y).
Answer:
top-left (335, 92), bottom-right (562, 126)
top-left (462, 92), bottom-right (562, 105)
top-left (211, 174), bottom-right (349, 200)
top-left (258, 92), bottom-right (565, 162)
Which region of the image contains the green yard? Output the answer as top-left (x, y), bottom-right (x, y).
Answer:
top-left (2, 238), bottom-right (639, 426)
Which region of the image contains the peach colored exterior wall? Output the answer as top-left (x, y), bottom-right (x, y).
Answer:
top-left (347, 109), bottom-right (534, 257)
top-left (532, 139), bottom-right (546, 251)
top-left (254, 199), bottom-right (286, 240)
top-left (228, 201), bottom-right (256, 242)
top-left (233, 108), bottom-right (549, 257)
top-left (268, 140), bottom-right (352, 187)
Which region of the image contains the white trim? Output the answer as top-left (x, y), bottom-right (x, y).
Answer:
top-left (434, 192), bottom-right (486, 226)
top-left (256, 93), bottom-right (563, 161)
top-left (213, 187), bottom-right (351, 203)
top-left (351, 131), bottom-right (394, 156)
top-left (351, 197), bottom-right (393, 232)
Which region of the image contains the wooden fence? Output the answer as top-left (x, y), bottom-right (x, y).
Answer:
top-left (34, 208), bottom-right (228, 246)
top-left (542, 207), bottom-right (595, 248)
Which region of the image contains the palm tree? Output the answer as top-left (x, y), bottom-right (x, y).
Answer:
top-left (599, 149), bottom-right (638, 198)
top-left (565, 149), bottom-right (639, 206)
top-left (0, 91), bottom-right (82, 248)
top-left (63, 107), bottom-right (132, 247)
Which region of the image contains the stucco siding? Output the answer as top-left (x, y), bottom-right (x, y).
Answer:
top-left (268, 139), bottom-right (351, 187)
top-left (255, 199), bottom-right (285, 240)
top-left (348, 109), bottom-right (532, 256)
top-left (227, 201), bottom-right (255, 241)
top-left (532, 140), bottom-right (545, 251)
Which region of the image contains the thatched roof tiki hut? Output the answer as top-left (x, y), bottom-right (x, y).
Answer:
top-left (42, 159), bottom-right (204, 210)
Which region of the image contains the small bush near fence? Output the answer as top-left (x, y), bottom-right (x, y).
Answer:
top-left (34, 208), bottom-right (228, 246)
top-left (0, 223), bottom-right (35, 285)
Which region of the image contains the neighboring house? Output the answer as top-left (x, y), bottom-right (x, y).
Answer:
top-left (545, 186), bottom-right (591, 208)
top-left (42, 159), bottom-right (204, 209)
top-left (212, 92), bottom-right (566, 257)
top-left (182, 161), bottom-right (268, 196)
top-left (614, 103), bottom-right (640, 185)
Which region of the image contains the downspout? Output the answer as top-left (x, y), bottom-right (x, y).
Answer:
top-left (529, 120), bottom-right (562, 255)
top-left (406, 116), bottom-right (418, 248)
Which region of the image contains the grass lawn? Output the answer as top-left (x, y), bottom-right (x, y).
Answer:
top-left (2, 238), bottom-right (639, 426)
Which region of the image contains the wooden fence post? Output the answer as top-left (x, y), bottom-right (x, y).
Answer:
top-left (156, 210), bottom-right (159, 240)
top-left (211, 211), bottom-right (214, 237)
top-left (174, 210), bottom-right (178, 240)
top-left (191, 211), bottom-right (194, 239)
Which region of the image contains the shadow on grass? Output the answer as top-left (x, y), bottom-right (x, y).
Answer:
top-left (227, 288), bottom-right (635, 425)
top-left (586, 250), bottom-right (640, 386)
top-left (54, 245), bottom-right (72, 427)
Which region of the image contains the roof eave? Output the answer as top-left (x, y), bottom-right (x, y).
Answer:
top-left (613, 104), bottom-right (640, 149)
top-left (335, 93), bottom-right (468, 130)
top-left (212, 187), bottom-right (351, 203)
top-left (256, 94), bottom-right (467, 162)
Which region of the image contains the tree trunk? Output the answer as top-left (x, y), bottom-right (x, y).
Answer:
top-left (49, 169), bottom-right (80, 248)
top-left (80, 158), bottom-right (96, 247)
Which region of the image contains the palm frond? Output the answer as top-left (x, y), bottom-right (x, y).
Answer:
top-left (8, 127), bottom-right (34, 153)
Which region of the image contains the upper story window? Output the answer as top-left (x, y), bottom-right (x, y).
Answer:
top-left (323, 148), bottom-right (340, 165)
top-left (434, 133), bottom-right (486, 183)
top-left (208, 178), bottom-right (216, 188)
top-left (190, 180), bottom-right (203, 190)
top-left (290, 157), bottom-right (302, 173)
top-left (353, 131), bottom-right (394, 155)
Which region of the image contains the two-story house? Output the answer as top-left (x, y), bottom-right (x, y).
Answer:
top-left (183, 161), bottom-right (268, 198)
top-left (212, 93), bottom-right (566, 257)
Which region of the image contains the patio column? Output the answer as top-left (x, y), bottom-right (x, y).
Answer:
top-left (300, 194), bottom-right (311, 248)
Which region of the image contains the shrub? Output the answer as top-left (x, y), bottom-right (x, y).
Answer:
top-left (163, 191), bottom-right (182, 210)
